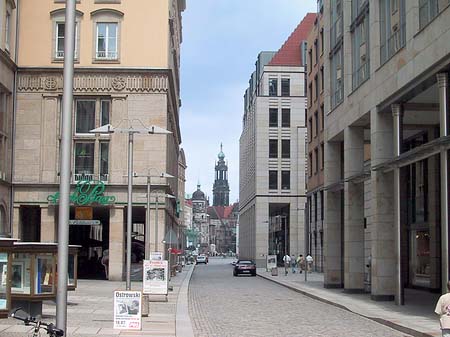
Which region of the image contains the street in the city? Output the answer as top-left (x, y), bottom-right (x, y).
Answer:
top-left (189, 258), bottom-right (412, 337)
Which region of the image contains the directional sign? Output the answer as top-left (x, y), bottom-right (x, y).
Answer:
top-left (69, 220), bottom-right (101, 226)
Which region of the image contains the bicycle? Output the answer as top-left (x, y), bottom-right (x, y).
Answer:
top-left (11, 308), bottom-right (64, 337)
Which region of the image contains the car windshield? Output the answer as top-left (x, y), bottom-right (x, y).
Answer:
top-left (238, 260), bottom-right (253, 264)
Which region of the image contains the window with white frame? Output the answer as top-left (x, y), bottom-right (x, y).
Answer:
top-left (55, 22), bottom-right (79, 60)
top-left (51, 9), bottom-right (82, 62)
top-left (73, 98), bottom-right (111, 182)
top-left (96, 22), bottom-right (118, 60)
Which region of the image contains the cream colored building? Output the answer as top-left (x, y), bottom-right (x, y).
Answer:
top-left (322, 0), bottom-right (450, 303)
top-left (12, 0), bottom-right (186, 281)
top-left (239, 15), bottom-right (315, 267)
top-left (0, 0), bottom-right (17, 236)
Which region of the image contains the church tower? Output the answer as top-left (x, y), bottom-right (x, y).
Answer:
top-left (213, 143), bottom-right (230, 206)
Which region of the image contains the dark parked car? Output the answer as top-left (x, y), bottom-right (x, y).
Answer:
top-left (233, 260), bottom-right (256, 276)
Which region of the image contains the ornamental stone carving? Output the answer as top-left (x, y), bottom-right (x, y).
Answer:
top-left (44, 76), bottom-right (58, 90)
top-left (111, 76), bottom-right (126, 91)
top-left (17, 72), bottom-right (169, 93)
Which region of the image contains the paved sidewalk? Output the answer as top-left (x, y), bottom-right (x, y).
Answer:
top-left (257, 268), bottom-right (441, 337)
top-left (0, 265), bottom-right (194, 337)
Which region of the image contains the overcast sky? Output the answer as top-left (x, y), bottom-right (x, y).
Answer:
top-left (180, 0), bottom-right (317, 203)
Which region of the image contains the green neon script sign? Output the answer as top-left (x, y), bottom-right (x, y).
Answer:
top-left (47, 180), bottom-right (116, 205)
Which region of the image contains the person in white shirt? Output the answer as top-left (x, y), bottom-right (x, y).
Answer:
top-left (306, 254), bottom-right (313, 273)
top-left (435, 281), bottom-right (450, 337)
top-left (282, 254), bottom-right (291, 276)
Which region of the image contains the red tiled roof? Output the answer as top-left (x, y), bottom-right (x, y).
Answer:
top-left (207, 205), bottom-right (235, 220)
top-left (268, 13), bottom-right (316, 67)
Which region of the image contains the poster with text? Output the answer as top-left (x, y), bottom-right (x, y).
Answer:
top-left (113, 291), bottom-right (142, 330)
top-left (150, 251), bottom-right (163, 261)
top-left (143, 260), bottom-right (168, 295)
top-left (267, 255), bottom-right (277, 270)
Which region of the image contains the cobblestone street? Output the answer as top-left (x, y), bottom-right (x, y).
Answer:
top-left (189, 258), bottom-right (411, 337)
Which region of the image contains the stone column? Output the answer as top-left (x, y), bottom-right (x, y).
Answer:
top-left (344, 127), bottom-right (365, 292)
top-left (324, 141), bottom-right (343, 288)
top-left (370, 108), bottom-right (395, 301)
top-left (40, 207), bottom-right (55, 243)
top-left (392, 104), bottom-right (404, 305)
top-left (12, 206), bottom-right (20, 239)
top-left (437, 72), bottom-right (449, 293)
top-left (109, 207), bottom-right (124, 281)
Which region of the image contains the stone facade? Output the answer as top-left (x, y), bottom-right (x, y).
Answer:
top-left (11, 0), bottom-right (186, 281)
top-left (322, 0), bottom-right (450, 301)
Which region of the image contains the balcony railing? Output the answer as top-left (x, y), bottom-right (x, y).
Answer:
top-left (73, 173), bottom-right (109, 183)
top-left (96, 51), bottom-right (118, 60)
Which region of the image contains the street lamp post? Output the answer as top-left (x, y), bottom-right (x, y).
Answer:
top-left (134, 171), bottom-right (174, 260)
top-left (56, 0), bottom-right (76, 332)
top-left (90, 121), bottom-right (171, 290)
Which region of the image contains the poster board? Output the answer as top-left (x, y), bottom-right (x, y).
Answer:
top-left (113, 291), bottom-right (142, 330)
top-left (142, 260), bottom-right (168, 295)
top-left (267, 255), bottom-right (277, 270)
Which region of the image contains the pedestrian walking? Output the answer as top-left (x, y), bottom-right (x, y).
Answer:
top-left (297, 254), bottom-right (305, 274)
top-left (282, 254), bottom-right (291, 276)
top-left (291, 255), bottom-right (297, 274)
top-left (435, 281), bottom-right (450, 337)
top-left (306, 253), bottom-right (313, 273)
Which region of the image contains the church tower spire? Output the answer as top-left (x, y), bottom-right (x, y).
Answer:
top-left (213, 143), bottom-right (230, 206)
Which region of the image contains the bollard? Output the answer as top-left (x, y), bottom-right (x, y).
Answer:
top-left (141, 294), bottom-right (149, 317)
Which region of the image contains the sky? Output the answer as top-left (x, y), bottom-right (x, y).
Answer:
top-left (180, 0), bottom-right (317, 203)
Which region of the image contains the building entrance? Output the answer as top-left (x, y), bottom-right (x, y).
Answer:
top-left (69, 207), bottom-right (110, 279)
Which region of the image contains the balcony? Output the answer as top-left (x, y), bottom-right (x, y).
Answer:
top-left (73, 173), bottom-right (109, 183)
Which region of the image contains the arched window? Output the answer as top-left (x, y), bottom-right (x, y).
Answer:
top-left (90, 9), bottom-right (124, 62)
top-left (50, 8), bottom-right (84, 62)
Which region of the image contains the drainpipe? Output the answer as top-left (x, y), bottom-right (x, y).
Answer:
top-left (10, 0), bottom-right (20, 238)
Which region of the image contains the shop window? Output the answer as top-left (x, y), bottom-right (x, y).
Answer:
top-left (281, 109), bottom-right (290, 127)
top-left (269, 171), bottom-right (278, 190)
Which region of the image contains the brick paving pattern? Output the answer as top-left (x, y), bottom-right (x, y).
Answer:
top-left (189, 259), bottom-right (411, 337)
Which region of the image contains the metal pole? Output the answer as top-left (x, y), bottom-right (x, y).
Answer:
top-left (126, 132), bottom-right (134, 290)
top-left (145, 176), bottom-right (151, 260)
top-left (438, 73), bottom-right (449, 294)
top-left (56, 0), bottom-right (76, 332)
top-left (392, 104), bottom-right (403, 305)
top-left (155, 195), bottom-right (159, 252)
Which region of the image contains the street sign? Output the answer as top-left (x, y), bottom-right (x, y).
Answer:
top-left (69, 220), bottom-right (100, 226)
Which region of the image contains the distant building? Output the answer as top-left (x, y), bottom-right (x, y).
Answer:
top-left (213, 144), bottom-right (230, 206)
top-left (208, 202), bottom-right (239, 255)
top-left (239, 14), bottom-right (315, 267)
top-left (191, 184), bottom-right (210, 253)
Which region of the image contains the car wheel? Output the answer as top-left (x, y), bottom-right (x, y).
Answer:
top-left (233, 271), bottom-right (237, 277)
top-left (251, 272), bottom-right (256, 276)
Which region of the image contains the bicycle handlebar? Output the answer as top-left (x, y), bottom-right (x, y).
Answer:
top-left (11, 308), bottom-right (64, 336)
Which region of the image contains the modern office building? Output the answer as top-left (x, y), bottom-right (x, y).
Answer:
top-left (322, 0), bottom-right (450, 302)
top-left (239, 14), bottom-right (315, 267)
top-left (0, 0), bottom-right (17, 236)
top-left (306, 2), bottom-right (325, 272)
top-left (11, 0), bottom-right (186, 281)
